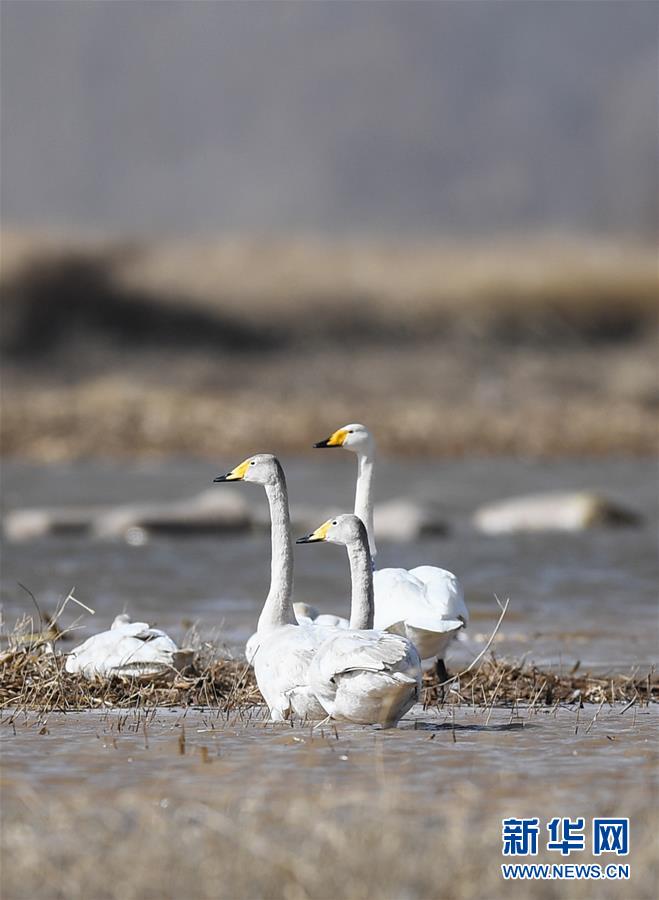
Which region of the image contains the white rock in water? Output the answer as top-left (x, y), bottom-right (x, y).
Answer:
top-left (374, 498), bottom-right (448, 542)
top-left (93, 489), bottom-right (251, 539)
top-left (4, 509), bottom-right (53, 541)
top-left (473, 492), bottom-right (641, 535)
top-left (3, 506), bottom-right (100, 540)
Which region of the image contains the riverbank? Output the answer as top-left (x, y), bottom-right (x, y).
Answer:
top-left (1, 232), bottom-right (656, 460)
top-left (2, 643), bottom-right (656, 714)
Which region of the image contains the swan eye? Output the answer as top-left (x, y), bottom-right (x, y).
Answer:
top-left (250, 460), bottom-right (256, 466)
top-left (348, 430), bottom-right (353, 433)
top-left (332, 520), bottom-right (337, 525)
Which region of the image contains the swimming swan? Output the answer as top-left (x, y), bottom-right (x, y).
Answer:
top-left (65, 614), bottom-right (183, 679)
top-left (297, 514), bottom-right (422, 726)
top-left (314, 423), bottom-right (468, 680)
top-left (214, 454), bottom-right (335, 721)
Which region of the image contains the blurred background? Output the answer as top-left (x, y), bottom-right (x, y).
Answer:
top-left (1, 0), bottom-right (657, 462)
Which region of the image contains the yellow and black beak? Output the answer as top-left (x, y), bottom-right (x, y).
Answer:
top-left (213, 458), bottom-right (251, 482)
top-left (296, 520), bottom-right (332, 544)
top-left (313, 428), bottom-right (347, 449)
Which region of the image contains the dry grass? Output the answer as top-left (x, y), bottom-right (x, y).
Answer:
top-left (0, 645), bottom-right (260, 714)
top-left (2, 639), bottom-right (655, 715)
top-left (422, 656), bottom-right (658, 709)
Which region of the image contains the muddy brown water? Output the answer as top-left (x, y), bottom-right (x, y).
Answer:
top-left (2, 705), bottom-right (657, 808)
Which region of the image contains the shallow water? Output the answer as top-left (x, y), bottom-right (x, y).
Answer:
top-left (1, 457), bottom-right (657, 672)
top-left (3, 702), bottom-right (657, 900)
top-left (2, 703), bottom-right (657, 812)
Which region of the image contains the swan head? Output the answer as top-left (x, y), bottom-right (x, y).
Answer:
top-left (214, 453), bottom-right (282, 486)
top-left (296, 513), bottom-right (367, 549)
top-left (313, 423), bottom-right (374, 455)
top-left (111, 613), bottom-right (131, 629)
top-left (293, 602), bottom-right (319, 621)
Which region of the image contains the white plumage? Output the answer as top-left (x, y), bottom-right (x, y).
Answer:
top-left (214, 454), bottom-right (333, 721)
top-left (308, 629), bottom-right (420, 726)
top-left (373, 565), bottom-right (467, 662)
top-left (249, 622), bottom-right (337, 721)
top-left (297, 514), bottom-right (422, 726)
top-left (245, 602), bottom-right (349, 665)
top-left (65, 614), bottom-right (182, 679)
top-left (314, 423), bottom-right (469, 674)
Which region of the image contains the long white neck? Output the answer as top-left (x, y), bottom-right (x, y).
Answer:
top-left (346, 527), bottom-right (374, 630)
top-left (354, 449), bottom-right (377, 559)
top-left (257, 465), bottom-right (296, 633)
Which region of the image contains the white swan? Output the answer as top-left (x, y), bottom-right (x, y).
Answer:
top-left (244, 602), bottom-right (349, 665)
top-left (314, 423), bottom-right (468, 680)
top-left (65, 614), bottom-right (183, 679)
top-left (297, 514), bottom-right (422, 726)
top-left (214, 454), bottom-right (337, 721)
top-left (297, 603), bottom-right (351, 630)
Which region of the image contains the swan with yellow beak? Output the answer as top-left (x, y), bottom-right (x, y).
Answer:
top-left (296, 514), bottom-right (421, 726)
top-left (214, 453), bottom-right (340, 721)
top-left (314, 423), bottom-right (468, 680)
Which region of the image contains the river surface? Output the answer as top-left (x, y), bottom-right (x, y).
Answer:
top-left (1, 457), bottom-right (657, 672)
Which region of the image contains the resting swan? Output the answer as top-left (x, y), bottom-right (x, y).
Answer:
top-left (214, 454), bottom-right (336, 721)
top-left (297, 514), bottom-right (421, 726)
top-left (314, 423), bottom-right (468, 680)
top-left (65, 614), bottom-right (183, 679)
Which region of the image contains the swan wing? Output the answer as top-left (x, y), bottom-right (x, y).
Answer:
top-left (308, 630), bottom-right (421, 726)
top-left (374, 566), bottom-right (468, 626)
top-left (66, 623), bottom-right (179, 677)
top-left (65, 629), bottom-right (121, 673)
top-left (373, 568), bottom-right (426, 630)
top-left (409, 565), bottom-right (469, 624)
top-left (312, 631), bottom-right (419, 681)
top-left (401, 615), bottom-right (465, 635)
top-left (253, 624), bottom-right (332, 720)
top-left (373, 566), bottom-right (468, 661)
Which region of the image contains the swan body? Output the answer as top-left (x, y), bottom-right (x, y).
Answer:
top-left (293, 602), bottom-right (349, 629)
top-left (373, 566), bottom-right (467, 661)
top-left (297, 515), bottom-right (421, 726)
top-left (314, 423), bottom-right (469, 674)
top-left (249, 622), bottom-right (336, 720)
top-left (214, 454), bottom-right (329, 721)
top-left (245, 602), bottom-right (350, 664)
top-left (65, 614), bottom-right (181, 679)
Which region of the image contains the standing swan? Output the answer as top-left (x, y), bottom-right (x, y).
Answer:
top-left (297, 514), bottom-right (422, 727)
top-left (214, 454), bottom-right (332, 721)
top-left (314, 424), bottom-right (468, 680)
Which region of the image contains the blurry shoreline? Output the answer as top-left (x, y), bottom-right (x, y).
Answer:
top-left (1, 231), bottom-right (657, 461)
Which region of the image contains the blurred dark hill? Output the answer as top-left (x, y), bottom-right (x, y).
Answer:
top-left (1, 233), bottom-right (657, 461)
top-left (2, 234), bottom-right (656, 368)
top-left (1, 1), bottom-right (657, 236)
